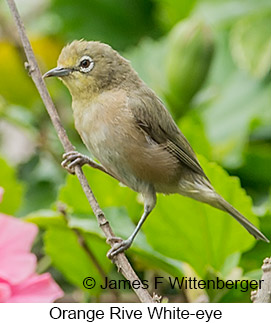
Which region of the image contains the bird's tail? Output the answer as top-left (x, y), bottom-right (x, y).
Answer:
top-left (179, 178), bottom-right (269, 242)
top-left (211, 194), bottom-right (269, 243)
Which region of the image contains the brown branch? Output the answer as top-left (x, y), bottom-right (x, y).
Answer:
top-left (251, 257), bottom-right (271, 303)
top-left (6, 0), bottom-right (155, 303)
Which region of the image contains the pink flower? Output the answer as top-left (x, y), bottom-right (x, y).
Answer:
top-left (0, 188), bottom-right (64, 302)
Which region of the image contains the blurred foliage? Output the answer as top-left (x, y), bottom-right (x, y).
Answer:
top-left (0, 0), bottom-right (271, 303)
top-left (154, 0), bottom-right (197, 30)
top-left (0, 157), bottom-right (24, 214)
top-left (50, 0), bottom-right (162, 50)
top-left (230, 11), bottom-right (271, 78)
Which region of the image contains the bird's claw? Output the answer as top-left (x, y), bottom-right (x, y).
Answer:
top-left (106, 237), bottom-right (132, 259)
top-left (61, 150), bottom-right (90, 174)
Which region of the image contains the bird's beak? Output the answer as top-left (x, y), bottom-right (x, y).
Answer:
top-left (43, 67), bottom-right (72, 78)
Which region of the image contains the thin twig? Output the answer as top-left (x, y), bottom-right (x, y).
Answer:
top-left (6, 0), bottom-right (155, 303)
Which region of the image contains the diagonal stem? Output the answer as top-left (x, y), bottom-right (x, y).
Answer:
top-left (6, 0), bottom-right (155, 303)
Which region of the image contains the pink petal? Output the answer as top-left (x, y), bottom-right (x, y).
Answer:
top-left (8, 273), bottom-right (64, 303)
top-left (0, 214), bottom-right (38, 252)
top-left (0, 281), bottom-right (11, 303)
top-left (0, 251), bottom-right (36, 285)
top-left (0, 214), bottom-right (38, 284)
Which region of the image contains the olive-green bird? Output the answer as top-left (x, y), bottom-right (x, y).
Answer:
top-left (44, 40), bottom-right (269, 258)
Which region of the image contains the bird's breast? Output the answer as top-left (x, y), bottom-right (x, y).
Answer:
top-left (71, 91), bottom-right (143, 190)
top-left (73, 96), bottom-right (120, 159)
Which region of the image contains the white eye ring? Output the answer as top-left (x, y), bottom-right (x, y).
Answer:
top-left (79, 55), bottom-right (94, 73)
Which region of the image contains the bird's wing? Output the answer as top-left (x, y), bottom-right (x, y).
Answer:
top-left (128, 90), bottom-right (208, 180)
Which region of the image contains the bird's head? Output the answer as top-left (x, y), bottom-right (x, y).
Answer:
top-left (43, 40), bottom-right (133, 99)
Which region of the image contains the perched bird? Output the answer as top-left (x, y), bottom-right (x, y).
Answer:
top-left (44, 40), bottom-right (269, 258)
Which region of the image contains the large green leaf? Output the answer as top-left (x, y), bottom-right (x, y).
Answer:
top-left (44, 225), bottom-right (110, 295)
top-left (17, 153), bottom-right (65, 216)
top-left (178, 112), bottom-right (212, 159)
top-left (230, 11), bottom-right (271, 78)
top-left (25, 209), bottom-right (66, 228)
top-left (25, 208), bottom-right (111, 294)
top-left (0, 157), bottom-right (24, 215)
top-left (26, 206), bottom-right (183, 280)
top-left (143, 155), bottom-right (262, 278)
top-left (58, 166), bottom-right (141, 221)
top-left (69, 207), bottom-right (184, 278)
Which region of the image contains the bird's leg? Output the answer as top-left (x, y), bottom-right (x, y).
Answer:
top-left (106, 207), bottom-right (151, 259)
top-left (107, 189), bottom-right (156, 259)
top-left (61, 150), bottom-right (110, 176)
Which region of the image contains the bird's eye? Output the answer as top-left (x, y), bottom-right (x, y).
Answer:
top-left (80, 59), bottom-right (90, 68)
top-left (79, 56), bottom-right (94, 73)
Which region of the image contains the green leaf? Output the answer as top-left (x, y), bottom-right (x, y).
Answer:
top-left (69, 207), bottom-right (184, 278)
top-left (25, 208), bottom-right (112, 293)
top-left (58, 166), bottom-right (141, 221)
top-left (29, 205), bottom-right (184, 281)
top-left (0, 157), bottom-right (24, 215)
top-left (143, 155), bottom-right (260, 278)
top-left (25, 209), bottom-right (66, 228)
top-left (178, 112), bottom-right (212, 159)
top-left (230, 11), bottom-right (271, 78)
top-left (25, 208), bottom-right (112, 292)
top-left (18, 153), bottom-right (64, 216)
top-left (44, 225), bottom-right (110, 295)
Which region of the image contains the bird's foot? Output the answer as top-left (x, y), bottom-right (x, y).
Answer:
top-left (106, 236), bottom-right (132, 259)
top-left (61, 150), bottom-right (93, 174)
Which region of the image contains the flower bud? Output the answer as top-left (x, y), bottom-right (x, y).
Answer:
top-left (166, 19), bottom-right (214, 118)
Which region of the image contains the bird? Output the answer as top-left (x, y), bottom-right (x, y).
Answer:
top-left (43, 40), bottom-right (269, 258)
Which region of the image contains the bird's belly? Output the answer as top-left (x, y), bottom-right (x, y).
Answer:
top-left (80, 127), bottom-right (148, 193)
